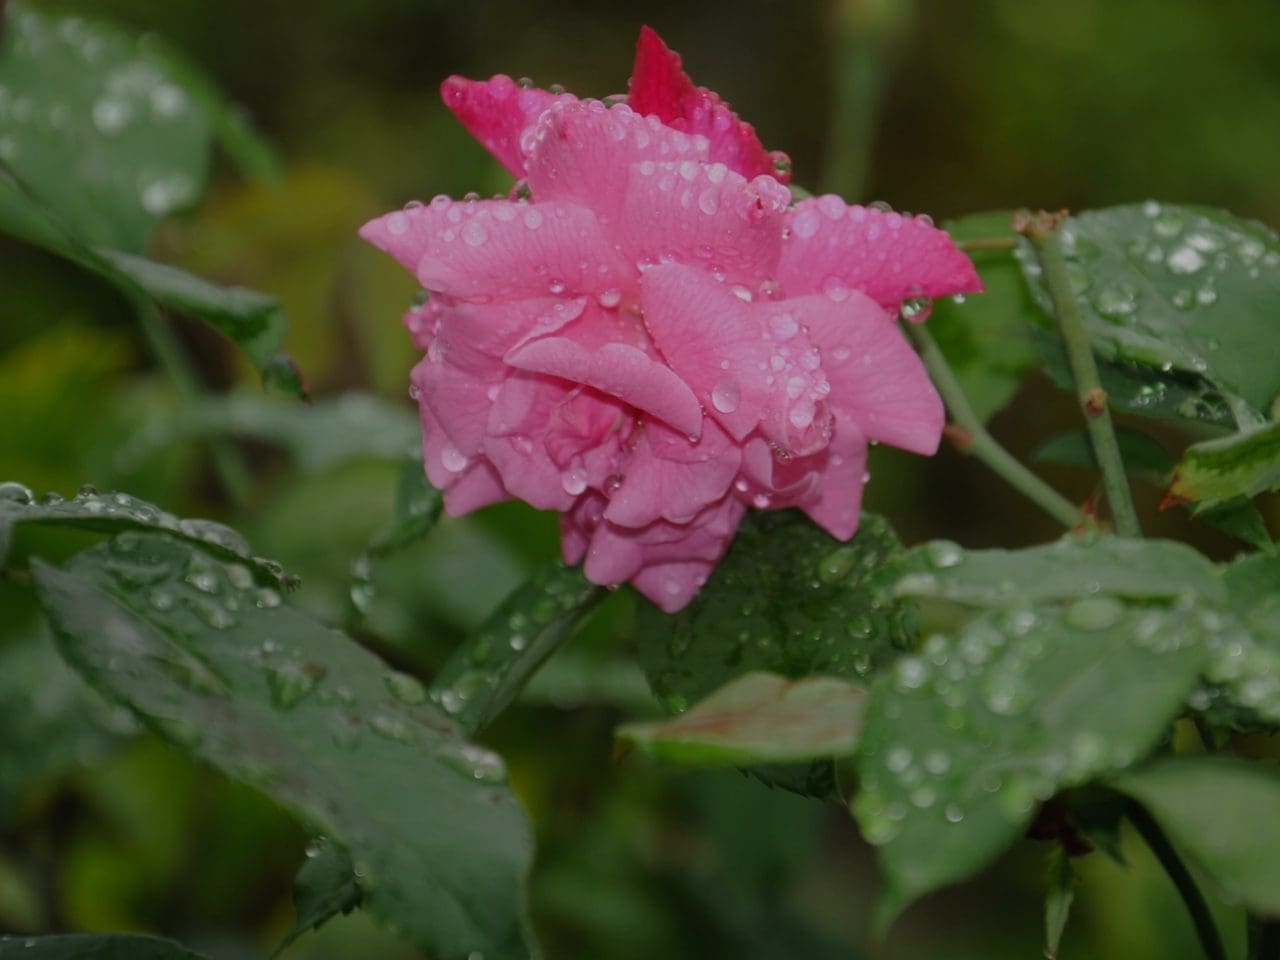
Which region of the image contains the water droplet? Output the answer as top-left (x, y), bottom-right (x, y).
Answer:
top-left (462, 219), bottom-right (487, 246)
top-left (386, 671), bottom-right (428, 704)
top-left (440, 443), bottom-right (469, 473)
top-left (710, 377), bottom-right (741, 414)
top-left (1065, 595), bottom-right (1123, 631)
top-left (267, 661), bottom-right (325, 708)
top-left (1167, 244), bottom-right (1206, 275)
top-left (0, 481), bottom-right (34, 504)
top-left (598, 288), bottom-right (622, 309)
top-left (924, 540), bottom-right (964, 569)
top-left (1094, 283), bottom-right (1138, 320)
top-left (818, 547), bottom-right (858, 583)
top-left (91, 97), bottom-right (131, 134)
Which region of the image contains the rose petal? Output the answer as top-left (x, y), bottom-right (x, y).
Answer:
top-left (605, 419), bottom-right (740, 527)
top-left (440, 74), bottom-right (569, 177)
top-left (627, 26), bottom-right (787, 184)
top-left (616, 162), bottom-right (788, 285)
top-left (801, 289), bottom-right (944, 455)
top-left (778, 197), bottom-right (983, 314)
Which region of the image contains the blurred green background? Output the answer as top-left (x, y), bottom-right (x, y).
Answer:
top-left (2, 0), bottom-right (1278, 957)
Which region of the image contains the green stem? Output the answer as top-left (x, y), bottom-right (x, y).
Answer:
top-left (958, 235), bottom-right (1019, 253)
top-left (1125, 799), bottom-right (1227, 960)
top-left (820, 0), bottom-right (915, 198)
top-left (910, 324), bottom-right (1083, 529)
top-left (1028, 228), bottom-right (1142, 538)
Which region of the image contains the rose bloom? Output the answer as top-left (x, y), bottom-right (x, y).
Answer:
top-left (362, 28), bottom-right (980, 612)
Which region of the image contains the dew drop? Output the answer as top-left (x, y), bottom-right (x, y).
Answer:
top-left (440, 443), bottom-right (469, 473)
top-left (711, 377), bottom-right (741, 414)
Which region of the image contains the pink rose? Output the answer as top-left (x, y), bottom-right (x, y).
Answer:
top-left (361, 27), bottom-right (981, 612)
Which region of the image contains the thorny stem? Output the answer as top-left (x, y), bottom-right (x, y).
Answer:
top-left (1024, 217), bottom-right (1142, 538)
top-left (1124, 799), bottom-right (1227, 960)
top-left (909, 323), bottom-right (1083, 529)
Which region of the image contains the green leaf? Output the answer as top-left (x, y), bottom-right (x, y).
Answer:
top-left (1118, 756), bottom-right (1280, 916)
top-left (31, 534), bottom-right (537, 960)
top-left (1034, 426), bottom-right (1174, 480)
top-left (118, 392), bottom-right (418, 476)
top-left (430, 562), bottom-right (603, 735)
top-left (1167, 418), bottom-right (1280, 506)
top-left (0, 628), bottom-right (135, 822)
top-left (365, 455), bottom-right (443, 558)
top-left (928, 212), bottom-right (1041, 421)
top-left (1193, 498), bottom-right (1273, 550)
top-left (96, 249), bottom-right (298, 392)
top-left (636, 510), bottom-right (909, 796)
top-left (618, 672), bottom-right (867, 766)
top-left (0, 5), bottom-right (216, 252)
top-left (276, 837), bottom-right (363, 954)
top-left (0, 934), bottom-right (208, 959)
top-left (1044, 847), bottom-right (1076, 960)
top-left (0, 481), bottom-right (295, 591)
top-left (1199, 551), bottom-right (1280, 725)
top-left (1019, 204), bottom-right (1280, 426)
top-left (889, 535), bottom-right (1226, 608)
top-left (853, 599), bottom-right (1211, 924)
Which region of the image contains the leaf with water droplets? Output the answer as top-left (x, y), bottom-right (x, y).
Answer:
top-left (1117, 756), bottom-right (1280, 916)
top-left (0, 482), bottom-right (295, 590)
top-left (275, 836), bottom-right (363, 955)
top-left (1166, 417), bottom-right (1280, 507)
top-left (30, 533), bottom-right (537, 960)
top-left (1018, 203), bottom-right (1280, 427)
top-left (927, 212), bottom-right (1042, 422)
top-left (0, 934), bottom-right (209, 959)
top-left (887, 534), bottom-right (1226, 608)
top-left (1198, 551), bottom-right (1280, 726)
top-left (429, 561), bottom-right (602, 734)
top-left (618, 672), bottom-right (867, 766)
top-left (854, 598), bottom-right (1212, 926)
top-left (637, 510), bottom-right (909, 797)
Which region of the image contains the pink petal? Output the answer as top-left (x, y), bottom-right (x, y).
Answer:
top-left (360, 198), bottom-right (631, 303)
top-left (484, 373), bottom-right (578, 512)
top-left (739, 437), bottom-right (822, 503)
top-left (796, 416), bottom-right (869, 540)
top-left (801, 290), bottom-right (944, 455)
top-left (627, 26), bottom-right (788, 185)
top-left (523, 99), bottom-right (710, 227)
top-left (605, 419), bottom-right (740, 527)
top-left (434, 297), bottom-right (586, 371)
top-left (443, 459), bottom-right (509, 516)
top-left (777, 197), bottom-right (983, 314)
top-left (416, 392), bottom-right (502, 514)
top-left (504, 336), bottom-right (703, 438)
top-left (631, 560), bottom-right (716, 613)
top-left (750, 299), bottom-right (836, 459)
top-left (440, 74), bottom-right (569, 177)
top-left (616, 162), bottom-right (788, 285)
top-left (638, 263), bottom-right (771, 440)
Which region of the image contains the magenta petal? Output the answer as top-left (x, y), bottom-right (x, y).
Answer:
top-left (639, 263), bottom-right (770, 440)
top-left (616, 163), bottom-right (788, 285)
top-left (443, 459), bottom-right (509, 516)
top-left (605, 420), bottom-right (740, 527)
top-left (440, 74), bottom-right (569, 177)
top-left (505, 336), bottom-right (703, 438)
top-left (802, 290), bottom-right (945, 455)
top-left (778, 198), bottom-right (983, 313)
top-left (627, 26), bottom-right (787, 185)
top-left (631, 560), bottom-right (715, 613)
top-left (523, 99), bottom-right (710, 227)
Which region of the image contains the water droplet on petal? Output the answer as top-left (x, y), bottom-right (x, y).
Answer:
top-left (711, 377), bottom-right (741, 413)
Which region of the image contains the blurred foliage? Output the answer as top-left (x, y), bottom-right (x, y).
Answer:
top-left (2, 0), bottom-right (1278, 958)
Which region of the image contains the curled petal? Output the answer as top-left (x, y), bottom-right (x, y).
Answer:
top-left (605, 419), bottom-right (740, 527)
top-left (801, 289), bottom-right (944, 455)
top-left (440, 74), bottom-right (570, 177)
top-left (778, 197), bottom-right (983, 314)
top-left (639, 263), bottom-right (771, 440)
top-left (628, 26), bottom-right (787, 184)
top-left (796, 416), bottom-right (869, 540)
top-left (505, 336), bottom-right (703, 438)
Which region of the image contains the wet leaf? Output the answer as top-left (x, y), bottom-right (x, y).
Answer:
top-left (617, 672), bottom-right (868, 766)
top-left (31, 534), bottom-right (536, 960)
top-left (1118, 756), bottom-right (1280, 916)
top-left (1019, 204), bottom-right (1280, 427)
top-left (854, 598), bottom-right (1212, 926)
top-left (637, 510), bottom-right (910, 796)
top-left (430, 562), bottom-right (603, 734)
top-left (0, 481), bottom-right (295, 590)
top-left (1044, 847), bottom-right (1075, 960)
top-left (276, 837), bottom-right (362, 954)
top-left (1166, 418), bottom-right (1280, 506)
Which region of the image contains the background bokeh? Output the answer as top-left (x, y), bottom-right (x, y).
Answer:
top-left (2, 0), bottom-right (1278, 957)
